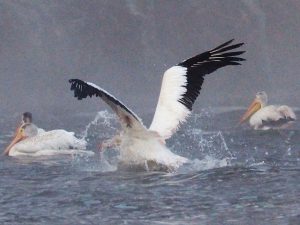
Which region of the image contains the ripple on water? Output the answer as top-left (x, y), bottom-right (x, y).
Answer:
top-left (0, 110), bottom-right (299, 224)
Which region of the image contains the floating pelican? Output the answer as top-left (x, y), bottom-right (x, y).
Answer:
top-left (4, 113), bottom-right (88, 157)
top-left (240, 91), bottom-right (296, 130)
top-left (69, 39), bottom-right (245, 171)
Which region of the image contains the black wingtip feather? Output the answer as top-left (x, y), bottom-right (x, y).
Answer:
top-left (218, 51), bottom-right (245, 57)
top-left (69, 79), bottom-right (91, 100)
top-left (211, 39), bottom-right (234, 51)
top-left (211, 43), bottom-right (244, 54)
top-left (68, 78), bottom-right (141, 121)
top-left (177, 39), bottom-right (245, 111)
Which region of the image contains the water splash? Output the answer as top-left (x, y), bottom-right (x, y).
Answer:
top-left (80, 110), bottom-right (117, 140)
top-left (75, 110), bottom-right (237, 173)
top-left (72, 152), bottom-right (117, 172)
top-left (174, 127), bottom-right (233, 162)
top-left (178, 156), bottom-right (231, 173)
top-left (71, 110), bottom-right (119, 171)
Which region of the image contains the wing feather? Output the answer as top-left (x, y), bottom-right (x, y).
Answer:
top-left (149, 40), bottom-right (245, 139)
top-left (69, 79), bottom-right (145, 131)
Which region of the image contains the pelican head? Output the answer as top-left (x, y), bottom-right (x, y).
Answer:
top-left (3, 123), bottom-right (38, 155)
top-left (22, 112), bottom-right (33, 124)
top-left (3, 124), bottom-right (27, 155)
top-left (239, 91), bottom-right (268, 124)
top-left (255, 91), bottom-right (268, 106)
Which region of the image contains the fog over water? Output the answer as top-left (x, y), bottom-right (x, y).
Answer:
top-left (0, 0), bottom-right (299, 122)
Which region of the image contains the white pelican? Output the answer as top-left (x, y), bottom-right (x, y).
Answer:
top-left (240, 91), bottom-right (296, 130)
top-left (4, 113), bottom-right (88, 157)
top-left (69, 39), bottom-right (245, 171)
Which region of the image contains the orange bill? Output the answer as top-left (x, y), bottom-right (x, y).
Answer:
top-left (3, 125), bottom-right (26, 155)
top-left (239, 99), bottom-right (262, 124)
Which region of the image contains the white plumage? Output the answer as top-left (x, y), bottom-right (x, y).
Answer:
top-left (70, 39), bottom-right (245, 171)
top-left (149, 66), bottom-right (191, 139)
top-left (6, 124), bottom-right (88, 157)
top-left (240, 91), bottom-right (296, 130)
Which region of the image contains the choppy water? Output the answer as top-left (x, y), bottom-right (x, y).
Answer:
top-left (0, 109), bottom-right (299, 225)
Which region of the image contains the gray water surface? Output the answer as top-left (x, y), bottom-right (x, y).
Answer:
top-left (0, 109), bottom-right (299, 225)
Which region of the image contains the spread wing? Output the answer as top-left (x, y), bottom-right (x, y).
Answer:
top-left (149, 39), bottom-right (245, 139)
top-left (69, 79), bottom-right (145, 131)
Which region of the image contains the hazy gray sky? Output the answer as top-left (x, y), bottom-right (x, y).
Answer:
top-left (0, 0), bottom-right (299, 119)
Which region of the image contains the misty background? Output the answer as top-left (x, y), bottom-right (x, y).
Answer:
top-left (0, 0), bottom-right (299, 127)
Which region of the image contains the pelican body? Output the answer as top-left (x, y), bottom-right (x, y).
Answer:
top-left (4, 123), bottom-right (87, 157)
top-left (69, 39), bottom-right (245, 171)
top-left (240, 91), bottom-right (296, 130)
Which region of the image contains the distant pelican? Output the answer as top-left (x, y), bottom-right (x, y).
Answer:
top-left (69, 39), bottom-right (245, 171)
top-left (240, 91), bottom-right (296, 130)
top-left (4, 114), bottom-right (88, 157)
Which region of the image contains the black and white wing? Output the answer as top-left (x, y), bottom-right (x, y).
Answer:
top-left (69, 79), bottom-right (145, 131)
top-left (149, 39), bottom-right (245, 139)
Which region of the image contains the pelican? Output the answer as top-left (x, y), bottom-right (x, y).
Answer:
top-left (69, 39), bottom-right (245, 171)
top-left (240, 91), bottom-right (296, 130)
top-left (4, 113), bottom-right (88, 157)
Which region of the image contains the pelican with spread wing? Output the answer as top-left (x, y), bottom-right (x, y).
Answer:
top-left (69, 39), bottom-right (245, 171)
top-left (240, 91), bottom-right (296, 130)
